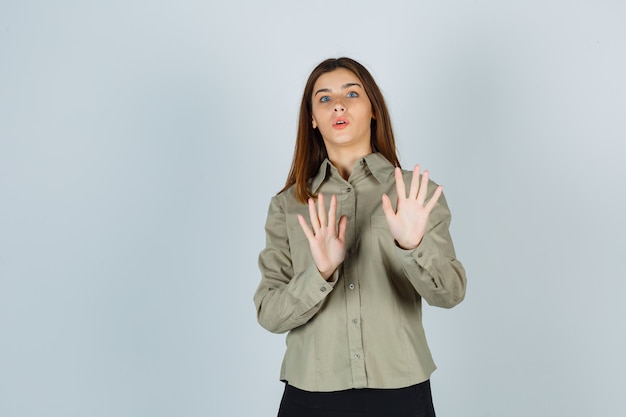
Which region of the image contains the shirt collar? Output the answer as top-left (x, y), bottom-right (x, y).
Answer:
top-left (311, 159), bottom-right (331, 194)
top-left (310, 152), bottom-right (396, 193)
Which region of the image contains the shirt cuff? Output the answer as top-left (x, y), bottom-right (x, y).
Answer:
top-left (394, 234), bottom-right (435, 268)
top-left (302, 262), bottom-right (335, 298)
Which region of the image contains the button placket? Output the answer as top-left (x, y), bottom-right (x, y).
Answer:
top-left (341, 180), bottom-right (366, 386)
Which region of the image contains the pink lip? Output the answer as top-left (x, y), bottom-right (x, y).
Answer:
top-left (333, 117), bottom-right (349, 129)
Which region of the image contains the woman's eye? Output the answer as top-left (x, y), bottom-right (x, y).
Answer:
top-left (347, 91), bottom-right (359, 98)
top-left (320, 96), bottom-right (331, 103)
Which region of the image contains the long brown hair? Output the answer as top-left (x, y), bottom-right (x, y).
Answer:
top-left (280, 57), bottom-right (400, 203)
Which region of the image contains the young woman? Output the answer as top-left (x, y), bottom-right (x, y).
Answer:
top-left (254, 57), bottom-right (467, 417)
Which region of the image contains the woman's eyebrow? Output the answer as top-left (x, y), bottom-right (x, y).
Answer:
top-left (314, 88), bottom-right (331, 96)
top-left (342, 82), bottom-right (362, 90)
top-left (314, 83), bottom-right (363, 96)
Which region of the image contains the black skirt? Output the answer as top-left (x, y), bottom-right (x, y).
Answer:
top-left (277, 380), bottom-right (436, 417)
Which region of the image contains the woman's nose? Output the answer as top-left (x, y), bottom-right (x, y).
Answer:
top-left (333, 100), bottom-right (346, 112)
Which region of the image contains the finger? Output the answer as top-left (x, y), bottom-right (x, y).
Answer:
top-left (327, 194), bottom-right (337, 233)
top-left (424, 185), bottom-right (443, 213)
top-left (381, 194), bottom-right (395, 222)
top-left (416, 169), bottom-right (430, 205)
top-left (308, 198), bottom-right (320, 233)
top-left (317, 193), bottom-right (327, 227)
top-left (394, 167), bottom-right (406, 199)
top-left (297, 214), bottom-right (315, 240)
top-left (408, 164), bottom-right (421, 200)
top-left (337, 215), bottom-right (348, 242)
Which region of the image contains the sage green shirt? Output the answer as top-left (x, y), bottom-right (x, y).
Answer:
top-left (254, 152), bottom-right (466, 392)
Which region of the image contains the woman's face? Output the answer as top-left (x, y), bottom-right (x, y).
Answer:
top-left (311, 68), bottom-right (374, 154)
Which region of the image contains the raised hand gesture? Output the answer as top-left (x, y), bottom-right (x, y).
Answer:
top-left (382, 165), bottom-right (442, 250)
top-left (297, 194), bottom-right (348, 281)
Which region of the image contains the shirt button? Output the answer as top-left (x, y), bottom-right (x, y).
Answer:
top-left (354, 353), bottom-right (360, 359)
top-left (349, 283), bottom-right (355, 290)
top-left (352, 319), bottom-right (358, 324)
top-left (417, 252), bottom-right (423, 258)
top-left (320, 287), bottom-right (327, 292)
top-left (346, 187), bottom-right (352, 193)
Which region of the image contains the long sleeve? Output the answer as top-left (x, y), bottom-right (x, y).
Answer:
top-left (254, 195), bottom-right (336, 334)
top-left (395, 191), bottom-right (467, 308)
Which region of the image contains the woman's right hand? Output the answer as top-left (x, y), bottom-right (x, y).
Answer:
top-left (297, 193), bottom-right (348, 280)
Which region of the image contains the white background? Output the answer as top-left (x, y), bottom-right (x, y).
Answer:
top-left (1, 1), bottom-right (625, 416)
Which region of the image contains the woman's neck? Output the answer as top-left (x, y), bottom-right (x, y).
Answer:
top-left (326, 144), bottom-right (373, 180)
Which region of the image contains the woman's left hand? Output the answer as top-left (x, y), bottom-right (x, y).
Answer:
top-left (382, 165), bottom-right (442, 250)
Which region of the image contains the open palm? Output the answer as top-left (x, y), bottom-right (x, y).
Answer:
top-left (382, 166), bottom-right (442, 250)
top-left (298, 193), bottom-right (348, 280)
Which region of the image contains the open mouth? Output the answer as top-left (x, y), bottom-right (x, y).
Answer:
top-left (334, 117), bottom-right (349, 127)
